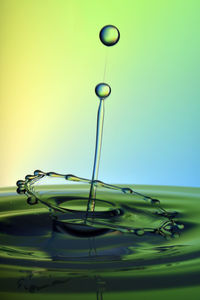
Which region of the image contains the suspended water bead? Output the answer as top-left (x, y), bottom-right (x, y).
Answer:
top-left (27, 196), bottom-right (38, 205)
top-left (34, 170), bottom-right (45, 176)
top-left (99, 25), bottom-right (120, 47)
top-left (95, 83), bottom-right (111, 99)
top-left (16, 180), bottom-right (25, 187)
top-left (177, 224), bottom-right (184, 230)
top-left (164, 224), bottom-right (172, 231)
top-left (25, 174), bottom-right (36, 180)
top-left (135, 229), bottom-right (145, 236)
top-left (16, 187), bottom-right (26, 194)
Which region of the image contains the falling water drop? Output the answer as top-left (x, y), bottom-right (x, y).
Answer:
top-left (99, 25), bottom-right (120, 47)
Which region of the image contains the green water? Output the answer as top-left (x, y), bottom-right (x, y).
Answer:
top-left (0, 184), bottom-right (200, 300)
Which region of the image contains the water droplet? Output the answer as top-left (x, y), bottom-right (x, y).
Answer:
top-left (34, 170), bottom-right (44, 176)
top-left (16, 187), bottom-right (26, 194)
top-left (25, 174), bottom-right (36, 180)
top-left (177, 224), bottom-right (184, 230)
top-left (16, 180), bottom-right (25, 187)
top-left (136, 229), bottom-right (144, 236)
top-left (164, 224), bottom-right (172, 231)
top-left (27, 196), bottom-right (38, 205)
top-left (95, 83), bottom-right (111, 99)
top-left (99, 25), bottom-right (120, 47)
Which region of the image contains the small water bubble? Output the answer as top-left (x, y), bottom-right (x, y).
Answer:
top-left (27, 196), bottom-right (38, 205)
top-left (99, 25), bottom-right (120, 47)
top-left (164, 224), bottom-right (172, 231)
top-left (17, 187), bottom-right (26, 194)
top-left (16, 180), bottom-right (25, 187)
top-left (136, 229), bottom-right (145, 236)
top-left (177, 224), bottom-right (184, 230)
top-left (25, 175), bottom-right (35, 180)
top-left (34, 170), bottom-right (44, 176)
top-left (95, 83), bottom-right (111, 99)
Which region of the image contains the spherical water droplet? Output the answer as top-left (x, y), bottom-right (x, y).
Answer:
top-left (95, 83), bottom-right (111, 99)
top-left (16, 187), bottom-right (26, 194)
top-left (25, 174), bottom-right (35, 180)
top-left (34, 170), bottom-right (44, 176)
top-left (164, 224), bottom-right (172, 231)
top-left (99, 25), bottom-right (120, 47)
top-left (177, 224), bottom-right (184, 230)
top-left (136, 229), bottom-right (144, 236)
top-left (27, 196), bottom-right (38, 205)
top-left (16, 180), bottom-right (25, 187)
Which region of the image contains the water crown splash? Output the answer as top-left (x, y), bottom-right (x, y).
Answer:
top-left (15, 25), bottom-right (183, 239)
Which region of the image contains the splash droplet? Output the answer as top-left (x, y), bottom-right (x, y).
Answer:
top-left (34, 170), bottom-right (44, 176)
top-left (16, 180), bottom-right (25, 187)
top-left (16, 187), bottom-right (26, 194)
top-left (25, 174), bottom-right (36, 180)
top-left (27, 196), bottom-right (38, 205)
top-left (136, 229), bottom-right (145, 236)
top-left (177, 224), bottom-right (184, 230)
top-left (95, 83), bottom-right (111, 99)
top-left (99, 25), bottom-right (120, 47)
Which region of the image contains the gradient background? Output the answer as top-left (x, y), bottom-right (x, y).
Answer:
top-left (0, 0), bottom-right (199, 188)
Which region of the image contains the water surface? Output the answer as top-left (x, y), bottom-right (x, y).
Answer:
top-left (0, 185), bottom-right (199, 300)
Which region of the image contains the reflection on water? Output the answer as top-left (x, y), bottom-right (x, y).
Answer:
top-left (17, 270), bottom-right (105, 299)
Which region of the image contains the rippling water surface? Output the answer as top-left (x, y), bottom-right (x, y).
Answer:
top-left (0, 185), bottom-right (200, 300)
